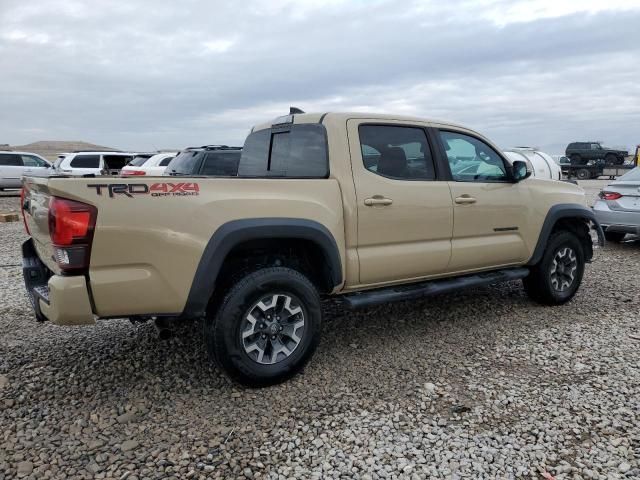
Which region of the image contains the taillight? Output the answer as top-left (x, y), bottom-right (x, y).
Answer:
top-left (122, 170), bottom-right (146, 176)
top-left (48, 197), bottom-right (97, 273)
top-left (600, 191), bottom-right (622, 201)
top-left (20, 186), bottom-right (30, 235)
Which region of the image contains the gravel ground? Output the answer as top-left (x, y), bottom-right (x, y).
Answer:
top-left (1, 181), bottom-right (639, 479)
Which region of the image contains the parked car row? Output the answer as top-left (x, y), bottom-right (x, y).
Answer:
top-left (1, 145), bottom-right (244, 189)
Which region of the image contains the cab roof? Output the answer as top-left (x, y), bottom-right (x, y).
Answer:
top-left (251, 111), bottom-right (474, 135)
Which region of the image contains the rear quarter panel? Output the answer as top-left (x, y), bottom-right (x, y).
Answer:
top-left (43, 177), bottom-right (345, 317)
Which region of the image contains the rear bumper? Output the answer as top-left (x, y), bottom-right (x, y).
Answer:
top-left (592, 200), bottom-right (640, 235)
top-left (22, 239), bottom-right (95, 326)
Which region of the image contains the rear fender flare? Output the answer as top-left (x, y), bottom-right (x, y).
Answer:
top-left (181, 218), bottom-right (342, 318)
top-left (527, 204), bottom-right (604, 266)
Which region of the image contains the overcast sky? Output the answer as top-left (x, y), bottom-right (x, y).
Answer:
top-left (1, 0), bottom-right (639, 153)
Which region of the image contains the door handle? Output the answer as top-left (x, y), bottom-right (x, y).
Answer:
top-left (455, 195), bottom-right (477, 205)
top-left (364, 196), bottom-right (393, 206)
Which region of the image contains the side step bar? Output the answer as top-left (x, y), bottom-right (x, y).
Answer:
top-left (338, 267), bottom-right (530, 310)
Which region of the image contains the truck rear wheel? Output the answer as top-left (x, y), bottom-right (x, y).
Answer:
top-left (524, 231), bottom-right (585, 306)
top-left (205, 267), bottom-right (322, 387)
top-left (576, 168), bottom-right (590, 180)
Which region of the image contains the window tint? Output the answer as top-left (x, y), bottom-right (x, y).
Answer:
top-left (159, 156), bottom-right (174, 167)
top-left (0, 154), bottom-right (23, 166)
top-left (358, 125), bottom-right (436, 180)
top-left (167, 150), bottom-right (205, 175)
top-left (239, 124), bottom-right (328, 178)
top-left (438, 131), bottom-right (508, 182)
top-left (200, 151), bottom-right (241, 176)
top-left (70, 154), bottom-right (100, 168)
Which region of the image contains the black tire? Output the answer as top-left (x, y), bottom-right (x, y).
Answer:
top-left (576, 168), bottom-right (590, 180)
top-left (604, 231), bottom-right (626, 242)
top-left (604, 154), bottom-right (617, 166)
top-left (570, 154), bottom-right (582, 165)
top-left (205, 267), bottom-right (322, 387)
top-left (524, 230), bottom-right (585, 306)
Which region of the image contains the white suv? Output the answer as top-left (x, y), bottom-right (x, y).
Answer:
top-left (0, 151), bottom-right (52, 190)
top-left (56, 151), bottom-right (134, 176)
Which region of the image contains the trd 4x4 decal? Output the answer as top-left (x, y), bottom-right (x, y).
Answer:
top-left (88, 183), bottom-right (200, 198)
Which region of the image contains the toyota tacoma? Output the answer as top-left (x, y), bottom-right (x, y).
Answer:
top-left (21, 112), bottom-right (604, 386)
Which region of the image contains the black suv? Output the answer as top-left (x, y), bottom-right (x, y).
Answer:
top-left (166, 145), bottom-right (242, 176)
top-left (565, 142), bottom-right (628, 166)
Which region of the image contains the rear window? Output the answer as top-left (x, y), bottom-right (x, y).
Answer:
top-left (200, 151), bottom-right (241, 176)
top-left (618, 167), bottom-right (640, 182)
top-left (239, 124), bottom-right (328, 178)
top-left (70, 155), bottom-right (100, 168)
top-left (129, 155), bottom-right (150, 167)
top-left (0, 153), bottom-right (22, 166)
top-left (167, 150), bottom-right (205, 175)
top-left (159, 156), bottom-right (174, 167)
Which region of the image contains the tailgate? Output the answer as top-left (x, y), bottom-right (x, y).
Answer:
top-left (22, 177), bottom-right (58, 273)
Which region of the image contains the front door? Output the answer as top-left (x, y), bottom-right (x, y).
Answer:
top-left (435, 129), bottom-right (531, 272)
top-left (348, 120), bottom-right (454, 286)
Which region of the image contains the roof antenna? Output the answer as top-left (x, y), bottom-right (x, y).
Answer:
top-left (289, 107), bottom-right (305, 114)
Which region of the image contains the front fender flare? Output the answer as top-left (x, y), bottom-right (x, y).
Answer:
top-left (527, 204), bottom-right (604, 266)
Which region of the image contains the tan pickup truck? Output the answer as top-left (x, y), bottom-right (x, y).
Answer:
top-left (21, 112), bottom-right (603, 386)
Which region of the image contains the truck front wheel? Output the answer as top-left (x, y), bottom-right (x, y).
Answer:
top-left (206, 267), bottom-right (322, 387)
top-left (524, 231), bottom-right (585, 306)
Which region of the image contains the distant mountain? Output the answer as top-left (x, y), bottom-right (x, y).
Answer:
top-left (5, 140), bottom-right (119, 161)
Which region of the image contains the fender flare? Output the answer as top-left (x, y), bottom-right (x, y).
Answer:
top-left (181, 218), bottom-right (342, 318)
top-left (527, 203), bottom-right (604, 266)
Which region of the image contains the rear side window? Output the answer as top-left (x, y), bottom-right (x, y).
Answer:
top-left (70, 155), bottom-right (100, 168)
top-left (159, 156), bottom-right (174, 167)
top-left (200, 151), bottom-right (241, 176)
top-left (358, 125), bottom-right (436, 180)
top-left (239, 124), bottom-right (328, 178)
top-left (0, 154), bottom-right (23, 166)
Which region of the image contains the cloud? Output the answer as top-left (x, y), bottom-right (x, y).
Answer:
top-left (0, 0), bottom-right (639, 153)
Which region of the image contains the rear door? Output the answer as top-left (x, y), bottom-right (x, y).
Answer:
top-left (348, 119), bottom-right (453, 286)
top-left (435, 129), bottom-right (530, 272)
top-left (0, 153), bottom-right (24, 188)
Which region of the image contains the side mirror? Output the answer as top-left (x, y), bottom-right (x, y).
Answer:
top-left (512, 160), bottom-right (531, 182)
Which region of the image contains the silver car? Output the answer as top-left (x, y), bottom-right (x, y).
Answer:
top-left (0, 151), bottom-right (52, 190)
top-left (593, 167), bottom-right (640, 242)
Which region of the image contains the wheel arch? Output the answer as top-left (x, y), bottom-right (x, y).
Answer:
top-left (181, 218), bottom-right (343, 318)
top-left (527, 204), bottom-right (604, 266)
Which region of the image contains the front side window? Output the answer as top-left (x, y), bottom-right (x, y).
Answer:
top-left (358, 125), bottom-right (436, 180)
top-left (159, 156), bottom-right (174, 167)
top-left (438, 131), bottom-right (508, 182)
top-left (591, 143), bottom-right (601, 150)
top-left (70, 155), bottom-right (100, 168)
top-left (239, 124), bottom-right (328, 178)
top-left (200, 151), bottom-right (241, 176)
top-left (21, 155), bottom-right (47, 167)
